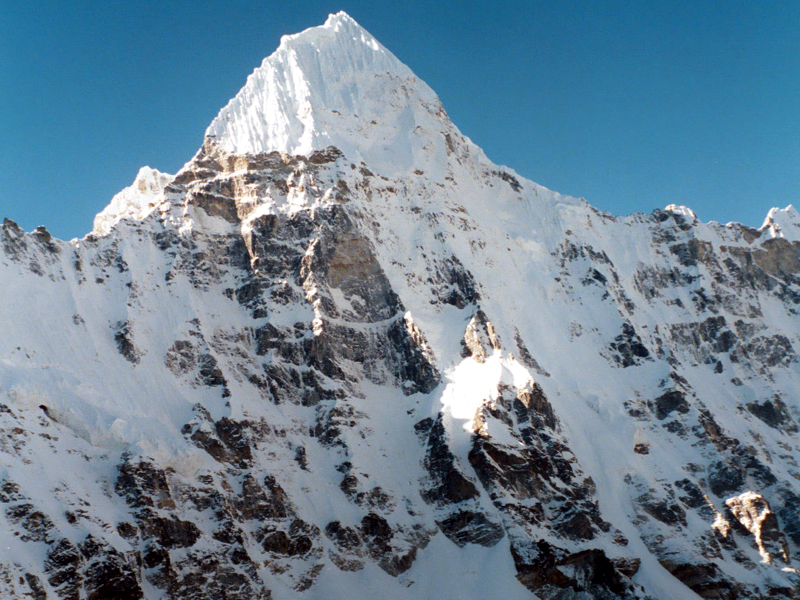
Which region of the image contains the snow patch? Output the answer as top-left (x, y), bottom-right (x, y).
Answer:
top-left (440, 353), bottom-right (532, 431)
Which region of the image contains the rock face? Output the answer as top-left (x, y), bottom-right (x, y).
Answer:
top-left (0, 11), bottom-right (799, 600)
top-left (725, 491), bottom-right (790, 564)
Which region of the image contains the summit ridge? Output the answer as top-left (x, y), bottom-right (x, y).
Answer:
top-left (205, 12), bottom-right (456, 177)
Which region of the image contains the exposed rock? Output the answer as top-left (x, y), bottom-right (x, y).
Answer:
top-left (746, 397), bottom-right (797, 432)
top-left (653, 389), bottom-right (690, 420)
top-left (659, 561), bottom-right (743, 599)
top-left (725, 491), bottom-right (790, 564)
top-left (754, 237), bottom-right (800, 279)
top-left (513, 331), bottom-right (551, 377)
top-left (435, 511), bottom-right (504, 548)
top-left (433, 255), bottom-right (479, 308)
top-left (23, 573), bottom-right (47, 600)
top-left (462, 310), bottom-right (501, 362)
top-left (512, 541), bottom-right (639, 599)
top-left (114, 321), bottom-right (141, 364)
top-left (777, 489), bottom-right (800, 547)
top-left (45, 538), bottom-right (82, 599)
top-left (421, 416), bottom-right (480, 505)
top-left (609, 322), bottom-right (651, 367)
top-left (637, 492), bottom-right (687, 527)
top-left (708, 462), bottom-right (744, 498)
top-left (80, 536), bottom-right (143, 600)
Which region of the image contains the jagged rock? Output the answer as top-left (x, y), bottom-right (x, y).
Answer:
top-left (462, 310), bottom-right (500, 362)
top-left (653, 389), bottom-right (690, 420)
top-left (609, 322), bottom-right (651, 367)
top-left (514, 382), bottom-right (558, 430)
top-left (45, 538), bottom-right (82, 598)
top-left (80, 536), bottom-right (143, 600)
top-left (325, 521), bottom-right (363, 552)
top-left (260, 522), bottom-right (315, 556)
top-left (435, 510), bottom-right (504, 548)
top-left (513, 331), bottom-right (551, 377)
top-left (114, 321), bottom-right (141, 364)
top-left (708, 462), bottom-right (745, 497)
top-left (777, 489), bottom-right (800, 547)
top-left (23, 573), bottom-right (47, 600)
top-left (637, 492), bottom-right (687, 526)
top-left (659, 561), bottom-right (743, 599)
top-left (512, 541), bottom-right (639, 599)
top-left (141, 514), bottom-right (201, 549)
top-left (725, 491), bottom-right (790, 564)
top-left (674, 478), bottom-right (711, 512)
top-left (746, 397), bottom-right (797, 432)
top-left (433, 255), bottom-right (479, 308)
top-left (469, 439), bottom-right (549, 501)
top-left (754, 237), bottom-right (800, 279)
top-left (421, 416), bottom-right (480, 505)
top-left (611, 557), bottom-right (641, 579)
top-left (357, 513), bottom-right (418, 576)
top-left (116, 458), bottom-right (176, 509)
top-left (189, 191), bottom-right (240, 223)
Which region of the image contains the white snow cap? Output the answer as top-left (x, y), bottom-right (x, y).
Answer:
top-left (664, 204), bottom-right (697, 222)
top-left (93, 167), bottom-right (173, 236)
top-left (760, 205), bottom-right (800, 243)
top-left (204, 12), bottom-right (452, 176)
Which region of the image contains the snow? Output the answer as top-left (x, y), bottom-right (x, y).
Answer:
top-left (760, 204), bottom-right (800, 243)
top-left (2, 10), bottom-right (799, 600)
top-left (93, 166), bottom-right (173, 235)
top-left (440, 352), bottom-right (531, 427)
top-left (664, 203), bottom-right (697, 222)
top-left (300, 534), bottom-right (532, 600)
top-left (204, 12), bottom-right (477, 179)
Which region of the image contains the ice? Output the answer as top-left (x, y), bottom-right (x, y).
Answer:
top-left (204, 12), bottom-right (476, 179)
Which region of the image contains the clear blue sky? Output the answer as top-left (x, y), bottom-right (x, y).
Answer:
top-left (2, 0), bottom-right (798, 239)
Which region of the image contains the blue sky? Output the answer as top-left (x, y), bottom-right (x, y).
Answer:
top-left (2, 0), bottom-right (798, 239)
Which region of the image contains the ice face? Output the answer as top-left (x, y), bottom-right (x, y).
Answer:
top-left (204, 12), bottom-right (455, 177)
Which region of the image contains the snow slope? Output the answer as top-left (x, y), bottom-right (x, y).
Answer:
top-left (205, 11), bottom-right (479, 179)
top-left (0, 12), bottom-right (798, 600)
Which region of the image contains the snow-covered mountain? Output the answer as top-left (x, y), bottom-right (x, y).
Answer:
top-left (1, 12), bottom-right (799, 600)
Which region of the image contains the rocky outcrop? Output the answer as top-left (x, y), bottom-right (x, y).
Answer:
top-left (725, 491), bottom-right (790, 564)
top-left (512, 543), bottom-right (641, 600)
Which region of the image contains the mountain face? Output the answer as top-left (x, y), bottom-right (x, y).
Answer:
top-left (2, 12), bottom-right (800, 600)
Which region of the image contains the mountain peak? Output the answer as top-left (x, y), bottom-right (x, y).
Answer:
top-left (760, 204), bottom-right (800, 243)
top-left (93, 166), bottom-right (173, 236)
top-left (322, 11), bottom-right (372, 37)
top-left (324, 10), bottom-right (359, 26)
top-left (204, 13), bottom-right (456, 176)
top-left (275, 11), bottom-right (382, 55)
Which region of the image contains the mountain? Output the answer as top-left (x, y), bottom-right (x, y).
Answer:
top-left (1, 12), bottom-right (799, 600)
